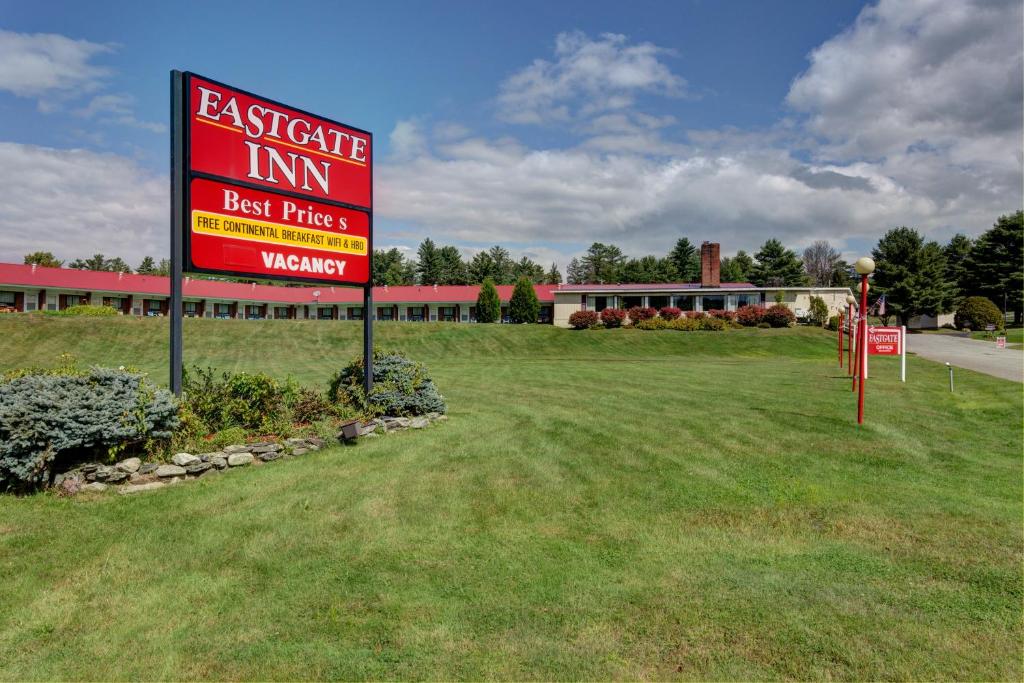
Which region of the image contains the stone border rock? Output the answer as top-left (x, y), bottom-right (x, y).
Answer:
top-left (53, 436), bottom-right (327, 497)
top-left (354, 412), bottom-right (447, 439)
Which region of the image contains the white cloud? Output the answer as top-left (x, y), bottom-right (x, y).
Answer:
top-left (497, 31), bottom-right (686, 124)
top-left (0, 142), bottom-right (166, 264)
top-left (75, 93), bottom-right (166, 133)
top-left (0, 29), bottom-right (111, 102)
top-left (378, 7), bottom-right (1021, 272)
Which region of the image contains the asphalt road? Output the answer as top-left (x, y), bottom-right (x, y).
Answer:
top-left (906, 333), bottom-right (1023, 383)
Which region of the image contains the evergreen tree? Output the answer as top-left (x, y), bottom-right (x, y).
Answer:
top-left (719, 250), bottom-right (755, 283)
top-left (962, 211), bottom-right (1023, 322)
top-left (437, 245), bottom-right (468, 284)
top-left (751, 239), bottom-right (806, 287)
top-left (156, 259), bottom-right (171, 277)
top-left (668, 238), bottom-right (700, 281)
top-left (487, 245), bottom-right (515, 284)
top-left (566, 257), bottom-right (586, 284)
top-left (475, 277), bottom-right (501, 323)
top-left (68, 254), bottom-right (131, 272)
top-left (105, 257), bottom-right (132, 273)
top-left (416, 238), bottom-right (443, 285)
top-left (943, 233), bottom-right (973, 299)
top-left (617, 255), bottom-right (677, 283)
top-left (468, 251), bottom-right (495, 284)
top-left (136, 256), bottom-right (157, 274)
top-left (581, 242), bottom-right (626, 283)
top-left (373, 248), bottom-right (415, 286)
top-left (511, 256), bottom-right (545, 283)
top-left (545, 262), bottom-right (562, 285)
top-left (871, 227), bottom-right (956, 326)
top-left (508, 276), bottom-right (540, 323)
top-left (23, 251), bottom-right (62, 268)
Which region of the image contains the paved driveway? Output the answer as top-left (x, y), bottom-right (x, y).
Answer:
top-left (906, 333), bottom-right (1023, 383)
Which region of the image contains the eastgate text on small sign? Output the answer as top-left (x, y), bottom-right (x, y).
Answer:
top-left (867, 326), bottom-right (902, 356)
top-left (175, 72), bottom-right (372, 285)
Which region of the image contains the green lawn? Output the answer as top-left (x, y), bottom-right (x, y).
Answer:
top-left (970, 327), bottom-right (1024, 346)
top-left (0, 317), bottom-right (1021, 680)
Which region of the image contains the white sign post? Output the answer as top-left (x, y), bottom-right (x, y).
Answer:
top-left (900, 325), bottom-right (906, 382)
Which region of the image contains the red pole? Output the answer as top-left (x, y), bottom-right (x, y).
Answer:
top-left (852, 315), bottom-right (860, 392)
top-left (857, 275), bottom-right (869, 424)
top-left (848, 304), bottom-right (854, 376)
top-left (838, 312), bottom-right (844, 366)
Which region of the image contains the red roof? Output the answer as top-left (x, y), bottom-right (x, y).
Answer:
top-left (555, 282), bottom-right (755, 291)
top-left (0, 263), bottom-right (558, 304)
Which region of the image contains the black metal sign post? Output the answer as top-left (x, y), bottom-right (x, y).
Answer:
top-left (170, 70), bottom-right (185, 396)
top-left (363, 284), bottom-right (373, 394)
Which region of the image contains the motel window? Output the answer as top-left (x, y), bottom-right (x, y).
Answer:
top-left (702, 295), bottom-right (726, 312)
top-left (184, 301), bottom-right (199, 317)
top-left (348, 307), bottom-right (363, 320)
top-left (409, 306), bottom-right (425, 321)
top-left (274, 306), bottom-right (290, 319)
top-left (245, 305), bottom-right (263, 320)
top-left (317, 307), bottom-right (333, 320)
top-left (736, 293), bottom-right (759, 307)
top-left (439, 306), bottom-right (456, 321)
top-left (648, 295), bottom-right (669, 310)
top-left (622, 296), bottom-right (643, 309)
top-left (0, 291), bottom-right (17, 306)
top-left (214, 303), bottom-right (232, 319)
top-left (146, 300), bottom-right (163, 317)
top-left (539, 306), bottom-right (552, 323)
top-left (378, 307), bottom-right (394, 321)
top-left (47, 295), bottom-right (57, 311)
top-left (103, 297), bottom-right (125, 310)
top-left (469, 306), bottom-right (477, 322)
top-left (674, 295), bottom-right (695, 311)
top-left (593, 296), bottom-right (608, 311)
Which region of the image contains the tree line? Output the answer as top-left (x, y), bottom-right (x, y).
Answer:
top-left (20, 210), bottom-right (1022, 323)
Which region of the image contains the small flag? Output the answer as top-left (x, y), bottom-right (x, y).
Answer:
top-left (877, 295), bottom-right (886, 316)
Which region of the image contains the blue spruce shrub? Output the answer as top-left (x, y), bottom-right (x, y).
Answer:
top-left (329, 350), bottom-right (446, 417)
top-left (0, 367), bottom-right (178, 490)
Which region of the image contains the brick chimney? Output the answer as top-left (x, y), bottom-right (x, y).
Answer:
top-left (700, 242), bottom-right (720, 288)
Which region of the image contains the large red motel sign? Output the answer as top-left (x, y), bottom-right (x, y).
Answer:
top-left (169, 71), bottom-right (374, 395)
top-left (176, 72), bottom-right (372, 285)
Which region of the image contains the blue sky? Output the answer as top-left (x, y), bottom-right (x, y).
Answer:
top-left (0, 0), bottom-right (1020, 272)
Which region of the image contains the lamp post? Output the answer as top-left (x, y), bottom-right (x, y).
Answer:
top-left (846, 294), bottom-right (857, 379)
top-left (854, 257), bottom-right (875, 424)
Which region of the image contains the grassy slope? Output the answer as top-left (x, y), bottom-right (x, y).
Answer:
top-left (0, 317), bottom-right (1020, 680)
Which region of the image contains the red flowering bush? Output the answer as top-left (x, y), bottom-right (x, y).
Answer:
top-left (762, 304), bottom-right (796, 328)
top-left (735, 304), bottom-right (765, 326)
top-left (659, 306), bottom-right (682, 320)
top-left (600, 307), bottom-right (627, 328)
top-left (707, 309), bottom-right (737, 322)
top-left (568, 310), bottom-right (600, 329)
top-left (627, 306), bottom-right (657, 323)
top-left (684, 310), bottom-right (705, 319)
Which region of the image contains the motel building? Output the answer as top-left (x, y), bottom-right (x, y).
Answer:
top-left (0, 243), bottom-right (862, 327)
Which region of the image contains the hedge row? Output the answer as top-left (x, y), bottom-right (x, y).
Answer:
top-left (569, 304), bottom-right (796, 329)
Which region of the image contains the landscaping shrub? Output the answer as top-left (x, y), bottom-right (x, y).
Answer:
top-left (735, 305), bottom-right (765, 326)
top-left (757, 321), bottom-right (771, 329)
top-left (669, 317), bottom-right (700, 331)
top-left (600, 307), bottom-right (627, 328)
top-left (809, 296), bottom-right (829, 327)
top-left (475, 277), bottom-right (501, 323)
top-left (329, 350), bottom-right (446, 418)
top-left (43, 304), bottom-right (118, 317)
top-left (627, 306), bottom-right (657, 323)
top-left (568, 310), bottom-right (599, 329)
top-left (827, 315), bottom-right (841, 331)
top-left (684, 310), bottom-right (706, 320)
top-left (762, 304), bottom-right (796, 328)
top-left (954, 296), bottom-right (1004, 331)
top-left (707, 309), bottom-right (737, 322)
top-left (288, 386), bottom-right (334, 424)
top-left (508, 276), bottom-right (540, 323)
top-left (698, 316), bottom-right (728, 331)
top-left (0, 365), bottom-right (178, 490)
top-left (182, 366), bottom-right (288, 432)
top-left (635, 317), bottom-right (668, 330)
top-left (659, 306), bottom-right (681, 320)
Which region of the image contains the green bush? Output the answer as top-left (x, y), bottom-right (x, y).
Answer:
top-left (827, 315), bottom-right (841, 331)
top-left (635, 317), bottom-right (668, 330)
top-left (757, 321), bottom-right (771, 329)
top-left (508, 276), bottom-right (540, 323)
top-left (182, 366), bottom-right (287, 432)
top-left (668, 317), bottom-right (700, 331)
top-left (476, 278), bottom-right (501, 323)
top-left (329, 350), bottom-right (446, 417)
top-left (43, 304), bottom-right (118, 317)
top-left (954, 296), bottom-right (1003, 331)
top-left (698, 316), bottom-right (728, 331)
top-left (288, 386), bottom-right (334, 424)
top-left (809, 296), bottom-right (829, 327)
top-left (0, 365), bottom-right (178, 490)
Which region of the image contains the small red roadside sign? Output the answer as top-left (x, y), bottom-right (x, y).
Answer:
top-left (867, 326), bottom-right (902, 355)
top-left (996, 336), bottom-right (1007, 348)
